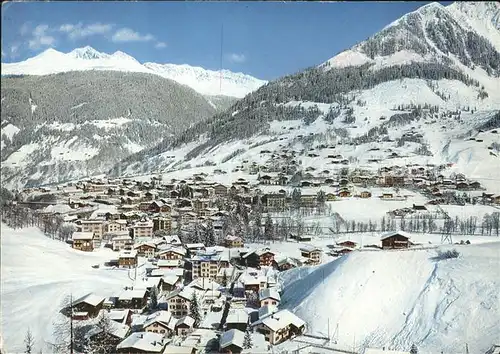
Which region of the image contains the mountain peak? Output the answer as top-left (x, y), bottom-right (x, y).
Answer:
top-left (111, 50), bottom-right (138, 62)
top-left (68, 46), bottom-right (108, 60)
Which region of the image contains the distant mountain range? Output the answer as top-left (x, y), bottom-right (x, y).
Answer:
top-left (1, 46), bottom-right (267, 98)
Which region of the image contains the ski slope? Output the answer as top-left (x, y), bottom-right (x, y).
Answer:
top-left (279, 242), bottom-right (500, 353)
top-left (0, 224), bottom-right (136, 353)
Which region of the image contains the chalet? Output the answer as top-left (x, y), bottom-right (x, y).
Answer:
top-left (213, 184), bottom-right (228, 196)
top-left (118, 250), bottom-right (138, 268)
top-left (163, 235), bottom-right (182, 246)
top-left (157, 259), bottom-right (181, 269)
top-left (338, 190), bottom-right (351, 198)
top-left (104, 309), bottom-right (134, 326)
top-left (299, 246), bottom-right (322, 265)
top-left (413, 204), bottom-right (427, 211)
top-left (175, 316), bottom-right (195, 336)
top-left (219, 329), bottom-right (245, 354)
top-left (252, 309), bottom-right (305, 345)
top-left (112, 235), bottom-right (133, 251)
top-left (380, 231), bottom-right (411, 249)
top-left (289, 234), bottom-right (312, 242)
top-left (256, 249), bottom-right (275, 267)
top-left (360, 191), bottom-right (372, 198)
top-left (337, 241), bottom-right (357, 249)
top-left (72, 232), bottom-right (95, 252)
top-left (225, 309), bottom-right (249, 332)
top-left (493, 195), bottom-right (500, 205)
top-left (275, 257), bottom-right (302, 271)
top-left (225, 235), bottom-right (243, 248)
top-left (116, 332), bottom-right (166, 354)
top-left (157, 247), bottom-right (186, 260)
top-left (142, 310), bottom-right (176, 337)
top-left (165, 288), bottom-right (194, 318)
top-left (329, 247), bottom-right (355, 257)
top-left (381, 193), bottom-right (394, 199)
top-left (325, 193), bottom-right (337, 201)
top-left (134, 242), bottom-right (157, 258)
top-left (259, 288), bottom-right (281, 308)
top-left (65, 293), bottom-right (105, 319)
top-left (185, 243), bottom-right (206, 256)
top-left (153, 216), bottom-right (172, 233)
top-left (87, 320), bottom-right (130, 348)
top-left (131, 220), bottom-right (154, 238)
top-left (117, 289), bottom-right (148, 310)
top-left (259, 174), bottom-right (273, 185)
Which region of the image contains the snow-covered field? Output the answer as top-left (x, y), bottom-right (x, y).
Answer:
top-left (279, 241), bottom-right (500, 353)
top-left (0, 224), bottom-right (135, 353)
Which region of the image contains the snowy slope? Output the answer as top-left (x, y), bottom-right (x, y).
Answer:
top-left (280, 242), bottom-right (500, 353)
top-left (113, 1), bottom-right (500, 187)
top-left (1, 46), bottom-right (266, 98)
top-left (0, 224), bottom-right (138, 353)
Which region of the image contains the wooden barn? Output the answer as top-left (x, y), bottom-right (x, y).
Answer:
top-left (380, 231), bottom-right (411, 249)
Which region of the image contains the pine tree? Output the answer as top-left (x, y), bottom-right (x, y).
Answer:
top-left (243, 328), bottom-right (253, 349)
top-left (264, 214), bottom-right (274, 240)
top-left (24, 328), bottom-right (35, 354)
top-left (190, 291), bottom-right (202, 327)
top-left (221, 270), bottom-right (228, 287)
top-left (410, 344), bottom-right (418, 354)
top-left (149, 286), bottom-right (158, 312)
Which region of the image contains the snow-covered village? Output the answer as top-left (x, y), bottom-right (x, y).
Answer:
top-left (1, 1), bottom-right (500, 354)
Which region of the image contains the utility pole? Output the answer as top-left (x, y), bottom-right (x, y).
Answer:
top-left (70, 293), bottom-right (74, 354)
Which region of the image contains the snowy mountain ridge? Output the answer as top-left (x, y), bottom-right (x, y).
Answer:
top-left (1, 46), bottom-right (267, 98)
top-left (112, 1), bottom-right (500, 194)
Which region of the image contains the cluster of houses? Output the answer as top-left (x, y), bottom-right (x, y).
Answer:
top-left (62, 234), bottom-right (319, 353)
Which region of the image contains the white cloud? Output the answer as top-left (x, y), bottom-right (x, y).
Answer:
top-left (155, 41), bottom-right (167, 49)
top-left (28, 24), bottom-right (56, 50)
top-left (20, 22), bottom-right (31, 36)
top-left (112, 28), bottom-right (154, 43)
top-left (10, 44), bottom-right (20, 58)
top-left (227, 53), bottom-right (246, 63)
top-left (59, 22), bottom-right (114, 40)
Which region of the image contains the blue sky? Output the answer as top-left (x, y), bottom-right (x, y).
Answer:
top-left (1, 1), bottom-right (452, 80)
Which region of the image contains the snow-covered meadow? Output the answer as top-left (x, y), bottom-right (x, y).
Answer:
top-left (0, 224), bottom-right (136, 353)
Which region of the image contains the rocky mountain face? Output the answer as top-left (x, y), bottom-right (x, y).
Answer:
top-left (1, 70), bottom-right (217, 189)
top-left (1, 46), bottom-right (267, 99)
top-left (113, 2), bottom-right (500, 192)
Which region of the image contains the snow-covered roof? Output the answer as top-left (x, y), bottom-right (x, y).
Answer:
top-left (219, 329), bottom-right (245, 350)
top-left (157, 259), bottom-right (181, 267)
top-left (257, 305), bottom-right (279, 321)
top-left (226, 308), bottom-right (249, 324)
top-left (112, 235), bottom-right (132, 241)
top-left (176, 315), bottom-right (195, 328)
top-left (135, 277), bottom-right (162, 290)
top-left (143, 310), bottom-right (175, 330)
top-left (43, 204), bottom-right (72, 214)
top-left (73, 293), bottom-right (105, 307)
top-left (254, 309), bottom-right (305, 332)
top-left (72, 232), bottom-right (94, 240)
top-left (119, 250), bottom-right (137, 258)
top-left (119, 289), bottom-right (147, 301)
top-left (187, 278), bottom-right (221, 291)
top-left (186, 243), bottom-right (205, 249)
top-left (364, 349), bottom-right (410, 354)
top-left (116, 332), bottom-right (166, 352)
top-left (299, 245), bottom-right (322, 253)
top-left (380, 230), bottom-right (412, 241)
top-left (105, 309), bottom-right (131, 324)
top-left (88, 320), bottom-right (130, 340)
top-left (163, 345), bottom-right (195, 354)
top-left (259, 288), bottom-right (281, 302)
top-left (157, 247), bottom-right (186, 256)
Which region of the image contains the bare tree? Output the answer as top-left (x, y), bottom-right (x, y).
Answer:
top-left (24, 328), bottom-right (35, 354)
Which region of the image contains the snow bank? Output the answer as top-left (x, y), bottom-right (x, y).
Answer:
top-left (280, 243), bottom-right (500, 353)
